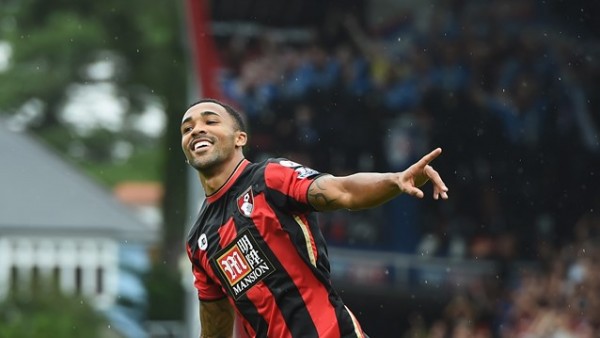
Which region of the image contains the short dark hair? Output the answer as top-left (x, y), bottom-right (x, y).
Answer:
top-left (187, 98), bottom-right (247, 132)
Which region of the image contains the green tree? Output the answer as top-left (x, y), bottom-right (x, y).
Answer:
top-left (0, 0), bottom-right (188, 262)
top-left (0, 0), bottom-right (190, 321)
top-left (0, 290), bottom-right (114, 338)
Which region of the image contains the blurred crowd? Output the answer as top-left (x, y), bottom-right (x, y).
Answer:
top-left (214, 0), bottom-right (600, 258)
top-left (402, 212), bottom-right (600, 337)
top-left (210, 0), bottom-right (600, 335)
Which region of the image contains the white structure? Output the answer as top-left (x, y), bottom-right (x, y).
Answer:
top-left (0, 122), bottom-right (158, 336)
top-left (0, 236), bottom-right (118, 309)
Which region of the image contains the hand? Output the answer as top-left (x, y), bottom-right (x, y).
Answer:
top-left (398, 148), bottom-right (449, 200)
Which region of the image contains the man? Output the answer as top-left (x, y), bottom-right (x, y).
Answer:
top-left (183, 99), bottom-right (449, 338)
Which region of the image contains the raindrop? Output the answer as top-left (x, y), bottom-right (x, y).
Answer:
top-left (397, 37), bottom-right (402, 42)
top-left (108, 325), bottom-right (111, 329)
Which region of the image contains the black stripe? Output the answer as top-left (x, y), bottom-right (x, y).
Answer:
top-left (267, 188), bottom-right (332, 286)
top-left (233, 294), bottom-right (269, 337)
top-left (242, 224), bottom-right (319, 337)
top-left (242, 163), bottom-right (319, 336)
top-left (207, 189), bottom-right (270, 337)
top-left (333, 297), bottom-right (360, 337)
top-left (266, 175), bottom-right (361, 336)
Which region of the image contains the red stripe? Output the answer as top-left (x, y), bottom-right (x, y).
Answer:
top-left (197, 221), bottom-right (239, 292)
top-left (217, 219), bottom-right (266, 338)
top-left (251, 193), bottom-right (340, 337)
top-left (264, 163), bottom-right (314, 204)
top-left (216, 215), bottom-right (292, 337)
top-left (217, 217), bottom-right (238, 246)
top-left (238, 316), bottom-right (256, 338)
top-left (185, 0), bottom-right (222, 99)
top-left (217, 218), bottom-right (291, 337)
top-left (244, 283), bottom-right (292, 338)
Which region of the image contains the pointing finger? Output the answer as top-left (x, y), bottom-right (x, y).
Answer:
top-left (414, 148), bottom-right (442, 169)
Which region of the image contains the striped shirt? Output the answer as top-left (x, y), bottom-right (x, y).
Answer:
top-left (186, 158), bottom-right (365, 337)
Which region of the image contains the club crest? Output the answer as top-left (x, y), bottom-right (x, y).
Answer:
top-left (237, 187), bottom-right (254, 217)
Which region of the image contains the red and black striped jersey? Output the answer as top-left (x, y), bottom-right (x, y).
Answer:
top-left (186, 158), bottom-right (366, 338)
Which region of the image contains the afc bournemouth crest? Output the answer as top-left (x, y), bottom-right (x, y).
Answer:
top-left (212, 229), bottom-right (275, 299)
top-left (237, 187), bottom-right (254, 217)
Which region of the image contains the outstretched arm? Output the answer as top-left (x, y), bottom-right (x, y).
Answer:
top-left (199, 298), bottom-right (234, 338)
top-left (308, 148), bottom-right (449, 211)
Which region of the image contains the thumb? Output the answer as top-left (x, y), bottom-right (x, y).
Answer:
top-left (405, 187), bottom-right (424, 199)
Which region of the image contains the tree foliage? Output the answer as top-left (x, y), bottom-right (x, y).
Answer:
top-left (0, 0), bottom-right (191, 320)
top-left (0, 290), bottom-right (111, 338)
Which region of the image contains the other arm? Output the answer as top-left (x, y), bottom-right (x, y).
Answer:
top-left (199, 298), bottom-right (234, 338)
top-left (308, 148), bottom-right (449, 211)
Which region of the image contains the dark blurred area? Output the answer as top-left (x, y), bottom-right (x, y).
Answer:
top-left (206, 0), bottom-right (600, 336)
top-left (209, 0), bottom-right (366, 28)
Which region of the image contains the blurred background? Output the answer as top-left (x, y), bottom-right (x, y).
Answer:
top-left (1, 0), bottom-right (599, 337)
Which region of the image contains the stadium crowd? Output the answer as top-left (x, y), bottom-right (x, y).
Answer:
top-left (214, 0), bottom-right (600, 258)
top-left (402, 212), bottom-right (600, 337)
top-left (211, 1), bottom-right (600, 335)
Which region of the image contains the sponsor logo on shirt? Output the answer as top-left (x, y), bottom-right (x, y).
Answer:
top-left (213, 229), bottom-right (275, 299)
top-left (237, 187), bottom-right (254, 217)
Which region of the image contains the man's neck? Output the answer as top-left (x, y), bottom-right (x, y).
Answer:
top-left (199, 154), bottom-right (245, 196)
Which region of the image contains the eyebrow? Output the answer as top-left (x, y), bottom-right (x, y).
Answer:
top-left (181, 110), bottom-right (222, 125)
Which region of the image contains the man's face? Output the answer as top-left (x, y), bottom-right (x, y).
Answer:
top-left (180, 102), bottom-right (246, 172)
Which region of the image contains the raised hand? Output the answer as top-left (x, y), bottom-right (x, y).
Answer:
top-left (398, 148), bottom-right (449, 200)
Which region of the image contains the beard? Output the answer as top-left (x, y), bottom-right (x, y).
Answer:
top-left (188, 152), bottom-right (222, 171)
top-left (186, 144), bottom-right (235, 175)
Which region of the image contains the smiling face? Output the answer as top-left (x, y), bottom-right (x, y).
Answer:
top-left (180, 101), bottom-right (247, 174)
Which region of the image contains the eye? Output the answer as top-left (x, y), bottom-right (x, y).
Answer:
top-left (182, 126), bottom-right (193, 134)
top-left (206, 120), bottom-right (218, 125)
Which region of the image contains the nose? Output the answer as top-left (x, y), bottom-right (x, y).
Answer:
top-left (190, 125), bottom-right (207, 137)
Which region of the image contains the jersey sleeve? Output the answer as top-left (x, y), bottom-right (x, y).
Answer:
top-left (186, 244), bottom-right (226, 301)
top-left (264, 158), bottom-right (324, 212)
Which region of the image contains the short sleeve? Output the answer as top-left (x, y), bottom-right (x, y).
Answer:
top-left (264, 159), bottom-right (324, 211)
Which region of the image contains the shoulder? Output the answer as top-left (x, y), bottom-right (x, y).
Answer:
top-left (265, 158), bottom-right (320, 178)
top-left (263, 158), bottom-right (322, 193)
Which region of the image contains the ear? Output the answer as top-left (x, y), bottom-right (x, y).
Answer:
top-left (235, 131), bottom-right (248, 148)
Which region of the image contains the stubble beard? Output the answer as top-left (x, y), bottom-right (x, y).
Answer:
top-left (189, 151), bottom-right (222, 173)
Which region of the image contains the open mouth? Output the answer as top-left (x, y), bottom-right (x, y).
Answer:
top-left (193, 140), bottom-right (212, 151)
